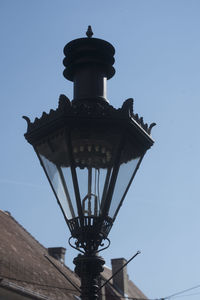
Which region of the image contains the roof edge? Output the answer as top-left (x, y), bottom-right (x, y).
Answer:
top-left (0, 278), bottom-right (50, 300)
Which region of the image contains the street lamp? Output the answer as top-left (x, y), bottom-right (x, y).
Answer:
top-left (24, 26), bottom-right (155, 300)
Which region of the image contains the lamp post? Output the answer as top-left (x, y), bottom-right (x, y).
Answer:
top-left (24, 26), bottom-right (155, 300)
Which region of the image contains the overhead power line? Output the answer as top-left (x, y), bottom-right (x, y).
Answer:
top-left (162, 284), bottom-right (200, 299)
top-left (175, 291), bottom-right (200, 298)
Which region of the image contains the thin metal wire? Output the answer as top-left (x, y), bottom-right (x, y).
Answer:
top-left (98, 250), bottom-right (141, 291)
top-left (163, 284), bottom-right (200, 299)
top-left (97, 168), bottom-right (101, 213)
top-left (44, 255), bottom-right (81, 293)
top-left (174, 292), bottom-right (200, 298)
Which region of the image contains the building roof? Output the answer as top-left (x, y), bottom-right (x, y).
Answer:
top-left (0, 210), bottom-right (148, 300)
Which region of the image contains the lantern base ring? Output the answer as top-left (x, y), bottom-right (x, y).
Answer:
top-left (67, 216), bottom-right (113, 253)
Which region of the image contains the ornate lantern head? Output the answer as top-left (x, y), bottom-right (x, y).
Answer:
top-left (24, 27), bottom-right (155, 254)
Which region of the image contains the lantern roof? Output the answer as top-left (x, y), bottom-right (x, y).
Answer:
top-left (23, 96), bottom-right (155, 148)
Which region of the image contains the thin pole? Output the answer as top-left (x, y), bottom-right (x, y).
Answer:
top-left (44, 255), bottom-right (81, 293)
top-left (98, 251), bottom-right (141, 291)
top-left (88, 167), bottom-right (92, 215)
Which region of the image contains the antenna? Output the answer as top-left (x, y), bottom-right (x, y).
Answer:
top-left (98, 250), bottom-right (141, 291)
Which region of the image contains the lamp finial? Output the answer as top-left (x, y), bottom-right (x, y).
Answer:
top-left (86, 25), bottom-right (93, 38)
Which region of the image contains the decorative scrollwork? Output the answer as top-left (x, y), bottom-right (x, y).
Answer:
top-left (68, 236), bottom-right (85, 254)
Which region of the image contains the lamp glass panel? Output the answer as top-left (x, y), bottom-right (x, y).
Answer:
top-left (36, 133), bottom-right (78, 220)
top-left (107, 135), bottom-right (143, 219)
top-left (75, 166), bottom-right (113, 217)
top-left (71, 128), bottom-right (119, 218)
top-left (61, 166), bottom-right (78, 217)
top-left (39, 154), bottom-right (76, 219)
top-left (108, 156), bottom-right (140, 219)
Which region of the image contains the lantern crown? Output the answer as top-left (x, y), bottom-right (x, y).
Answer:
top-left (63, 26), bottom-right (115, 103)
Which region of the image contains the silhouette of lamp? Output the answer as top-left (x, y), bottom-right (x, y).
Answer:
top-left (24, 26), bottom-right (155, 300)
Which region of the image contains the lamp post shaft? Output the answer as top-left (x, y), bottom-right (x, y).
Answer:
top-left (74, 254), bottom-right (105, 300)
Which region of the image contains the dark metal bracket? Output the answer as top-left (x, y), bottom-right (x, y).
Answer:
top-left (95, 237), bottom-right (111, 254)
top-left (68, 236), bottom-right (85, 254)
top-left (68, 236), bottom-right (111, 254)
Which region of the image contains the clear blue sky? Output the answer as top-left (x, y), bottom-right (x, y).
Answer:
top-left (1, 1), bottom-right (200, 299)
